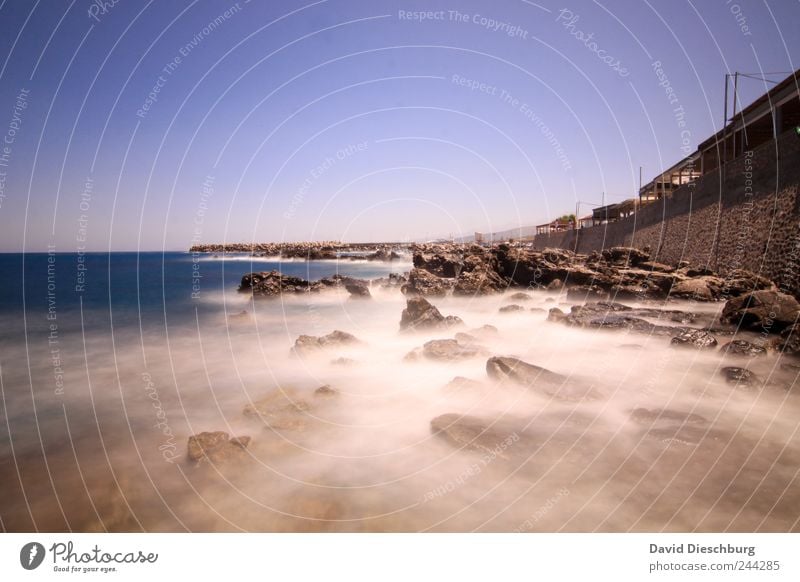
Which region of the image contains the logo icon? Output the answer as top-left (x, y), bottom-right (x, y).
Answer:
top-left (20, 542), bottom-right (45, 570)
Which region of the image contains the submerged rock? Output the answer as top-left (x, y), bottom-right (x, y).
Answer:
top-left (430, 414), bottom-right (521, 458)
top-left (314, 385), bottom-right (338, 398)
top-left (499, 304), bottom-right (525, 313)
top-left (243, 390), bottom-right (311, 431)
top-left (720, 339), bottom-right (767, 358)
top-left (486, 356), bottom-right (601, 401)
top-left (670, 329), bottom-right (718, 349)
top-left (187, 431), bottom-right (251, 464)
top-left (239, 270), bottom-right (313, 297)
top-left (422, 339), bottom-right (487, 361)
top-left (293, 330), bottom-right (363, 354)
top-left (721, 366), bottom-right (760, 388)
top-left (399, 297), bottom-right (463, 332)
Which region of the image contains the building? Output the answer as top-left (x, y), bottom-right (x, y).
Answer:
top-left (535, 217), bottom-right (574, 235)
top-left (698, 69), bottom-right (800, 174)
top-left (639, 151), bottom-right (702, 204)
top-left (591, 199), bottom-right (637, 225)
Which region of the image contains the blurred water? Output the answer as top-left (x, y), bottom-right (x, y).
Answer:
top-left (0, 253), bottom-right (798, 532)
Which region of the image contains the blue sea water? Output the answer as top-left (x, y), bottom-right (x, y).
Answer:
top-left (0, 251), bottom-right (410, 330)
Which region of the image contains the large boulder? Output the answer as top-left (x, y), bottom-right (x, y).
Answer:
top-left (721, 290), bottom-right (800, 332)
top-left (399, 297), bottom-right (463, 332)
top-left (243, 389), bottom-right (311, 431)
top-left (601, 247), bottom-right (649, 267)
top-left (486, 356), bottom-right (602, 401)
top-left (669, 276), bottom-right (724, 301)
top-left (401, 268), bottom-right (454, 297)
top-left (722, 269), bottom-right (776, 297)
top-left (413, 252), bottom-right (462, 278)
top-left (239, 270), bottom-right (312, 296)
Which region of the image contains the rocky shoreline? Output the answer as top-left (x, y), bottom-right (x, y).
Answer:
top-left (186, 243), bottom-right (800, 467)
top-left (189, 241), bottom-right (404, 261)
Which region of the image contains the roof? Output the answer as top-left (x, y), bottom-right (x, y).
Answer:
top-left (698, 68), bottom-right (800, 150)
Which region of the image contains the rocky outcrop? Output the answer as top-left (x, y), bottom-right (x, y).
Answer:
top-left (720, 339), bottom-right (767, 357)
top-left (722, 290), bottom-right (800, 332)
top-left (187, 431), bottom-right (251, 464)
top-left (239, 270), bottom-right (313, 296)
top-left (486, 356), bottom-right (602, 401)
top-left (401, 268), bottom-right (454, 297)
top-left (670, 329), bottom-right (718, 349)
top-left (399, 297), bottom-right (463, 332)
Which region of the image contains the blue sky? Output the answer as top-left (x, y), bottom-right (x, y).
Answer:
top-left (0, 0), bottom-right (797, 250)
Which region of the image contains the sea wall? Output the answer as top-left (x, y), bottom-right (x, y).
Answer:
top-left (532, 129), bottom-right (800, 297)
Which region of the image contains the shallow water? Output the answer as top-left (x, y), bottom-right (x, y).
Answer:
top-left (1, 254), bottom-right (798, 532)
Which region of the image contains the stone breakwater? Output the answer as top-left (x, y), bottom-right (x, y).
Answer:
top-left (189, 241), bottom-right (403, 261)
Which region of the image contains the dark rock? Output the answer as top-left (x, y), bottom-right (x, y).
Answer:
top-left (773, 323), bottom-right (800, 354)
top-left (413, 252), bottom-right (462, 278)
top-left (344, 279), bottom-right (371, 299)
top-left (722, 269), bottom-right (776, 297)
top-left (239, 270), bottom-right (312, 297)
top-left (499, 304), bottom-right (525, 313)
top-left (401, 268), bottom-right (454, 297)
top-left (602, 246), bottom-right (649, 267)
top-left (721, 366), bottom-right (759, 387)
top-left (187, 431), bottom-right (251, 464)
top-left (720, 339), bottom-right (767, 358)
top-left (453, 266), bottom-right (507, 296)
top-left (400, 297), bottom-right (463, 332)
top-left (671, 329), bottom-right (718, 349)
top-left (722, 290), bottom-right (800, 332)
top-left (566, 286), bottom-right (609, 301)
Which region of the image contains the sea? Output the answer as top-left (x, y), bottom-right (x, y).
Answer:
top-left (0, 251), bottom-right (798, 532)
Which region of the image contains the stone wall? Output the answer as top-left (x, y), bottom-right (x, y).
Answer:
top-left (531, 129), bottom-right (800, 297)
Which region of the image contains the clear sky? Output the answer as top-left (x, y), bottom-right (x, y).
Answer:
top-left (0, 0), bottom-right (797, 251)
